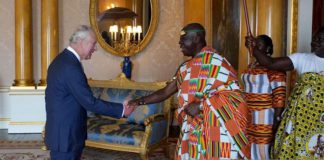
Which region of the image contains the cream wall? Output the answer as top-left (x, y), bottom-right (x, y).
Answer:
top-left (0, 1), bottom-right (15, 86)
top-left (297, 0), bottom-right (313, 53)
top-left (0, 0), bottom-right (184, 133)
top-left (0, 0), bottom-right (184, 87)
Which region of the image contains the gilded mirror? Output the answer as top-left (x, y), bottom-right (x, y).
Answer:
top-left (89, 0), bottom-right (158, 57)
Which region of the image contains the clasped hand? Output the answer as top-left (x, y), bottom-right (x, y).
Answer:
top-left (124, 99), bottom-right (201, 118)
top-left (123, 100), bottom-right (137, 117)
top-left (123, 98), bottom-right (141, 117)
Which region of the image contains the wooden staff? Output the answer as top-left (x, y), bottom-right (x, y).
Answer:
top-left (242, 0), bottom-right (254, 65)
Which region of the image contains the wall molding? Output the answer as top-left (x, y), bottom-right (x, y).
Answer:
top-left (0, 85), bottom-right (46, 133)
top-left (9, 121), bottom-right (45, 125)
top-left (0, 86), bottom-right (10, 92)
top-left (0, 86), bottom-right (10, 129)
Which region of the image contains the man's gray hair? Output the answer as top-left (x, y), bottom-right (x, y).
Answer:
top-left (69, 25), bottom-right (94, 44)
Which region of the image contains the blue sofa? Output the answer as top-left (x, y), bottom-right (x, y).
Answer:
top-left (86, 74), bottom-right (173, 160)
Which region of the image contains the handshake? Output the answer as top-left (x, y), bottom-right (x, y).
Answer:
top-left (122, 98), bottom-right (142, 117)
top-left (123, 97), bottom-right (201, 118)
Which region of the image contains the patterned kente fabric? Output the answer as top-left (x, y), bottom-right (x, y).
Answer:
top-left (241, 65), bottom-right (286, 160)
top-left (174, 47), bottom-right (250, 160)
top-left (272, 72), bottom-right (324, 159)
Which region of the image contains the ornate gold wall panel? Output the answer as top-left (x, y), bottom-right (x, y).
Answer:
top-left (184, 0), bottom-right (205, 27)
top-left (255, 0), bottom-right (285, 58)
top-left (238, 0), bottom-right (285, 74)
top-left (184, 0), bottom-right (212, 46)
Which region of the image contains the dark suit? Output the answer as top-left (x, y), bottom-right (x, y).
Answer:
top-left (45, 48), bottom-right (123, 159)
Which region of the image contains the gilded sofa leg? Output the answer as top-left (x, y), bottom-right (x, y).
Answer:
top-left (41, 128), bottom-right (48, 150)
top-left (139, 151), bottom-right (148, 160)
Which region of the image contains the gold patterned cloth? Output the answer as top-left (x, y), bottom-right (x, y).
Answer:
top-left (272, 72), bottom-right (324, 159)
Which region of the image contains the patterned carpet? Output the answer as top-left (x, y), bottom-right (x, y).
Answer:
top-left (0, 147), bottom-right (173, 160)
top-left (0, 139), bottom-right (177, 160)
top-left (0, 149), bottom-right (48, 160)
top-left (0, 140), bottom-right (44, 149)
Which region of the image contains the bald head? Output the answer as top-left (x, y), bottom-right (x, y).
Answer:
top-left (179, 23), bottom-right (207, 57)
top-left (182, 23), bottom-right (205, 34)
top-left (181, 23), bottom-right (206, 45)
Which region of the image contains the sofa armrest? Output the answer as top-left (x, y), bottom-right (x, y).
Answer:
top-left (143, 113), bottom-right (167, 126)
top-left (140, 115), bottom-right (168, 147)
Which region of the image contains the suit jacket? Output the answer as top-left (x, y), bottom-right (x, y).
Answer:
top-left (45, 49), bottom-right (123, 152)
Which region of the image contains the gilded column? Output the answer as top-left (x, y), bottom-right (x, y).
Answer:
top-left (14, 0), bottom-right (34, 86)
top-left (287, 0), bottom-right (298, 94)
top-left (39, 0), bottom-right (58, 86)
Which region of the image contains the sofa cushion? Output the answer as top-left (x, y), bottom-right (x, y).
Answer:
top-left (127, 103), bottom-right (163, 125)
top-left (90, 87), bottom-right (163, 124)
top-left (87, 116), bottom-right (145, 146)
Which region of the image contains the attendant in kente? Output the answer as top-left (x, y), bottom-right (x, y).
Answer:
top-left (246, 27), bottom-right (324, 159)
top-left (127, 23), bottom-right (250, 159)
top-left (45, 25), bottom-right (135, 160)
top-left (241, 35), bottom-right (286, 160)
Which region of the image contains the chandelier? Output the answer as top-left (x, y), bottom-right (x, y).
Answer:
top-left (109, 25), bottom-right (142, 56)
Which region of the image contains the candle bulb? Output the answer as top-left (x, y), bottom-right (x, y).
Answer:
top-left (109, 26), bottom-right (113, 41)
top-left (126, 26), bottom-right (132, 48)
top-left (137, 26), bottom-right (142, 42)
top-left (113, 25), bottom-right (118, 41)
top-left (120, 28), bottom-right (124, 41)
top-left (132, 26), bottom-right (137, 41)
top-left (127, 26), bottom-right (132, 42)
top-left (111, 25), bottom-right (115, 41)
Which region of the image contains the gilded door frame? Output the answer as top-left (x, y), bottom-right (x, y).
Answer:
top-left (287, 0), bottom-right (298, 94)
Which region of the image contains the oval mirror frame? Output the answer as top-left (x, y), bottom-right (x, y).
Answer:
top-left (89, 0), bottom-right (159, 57)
